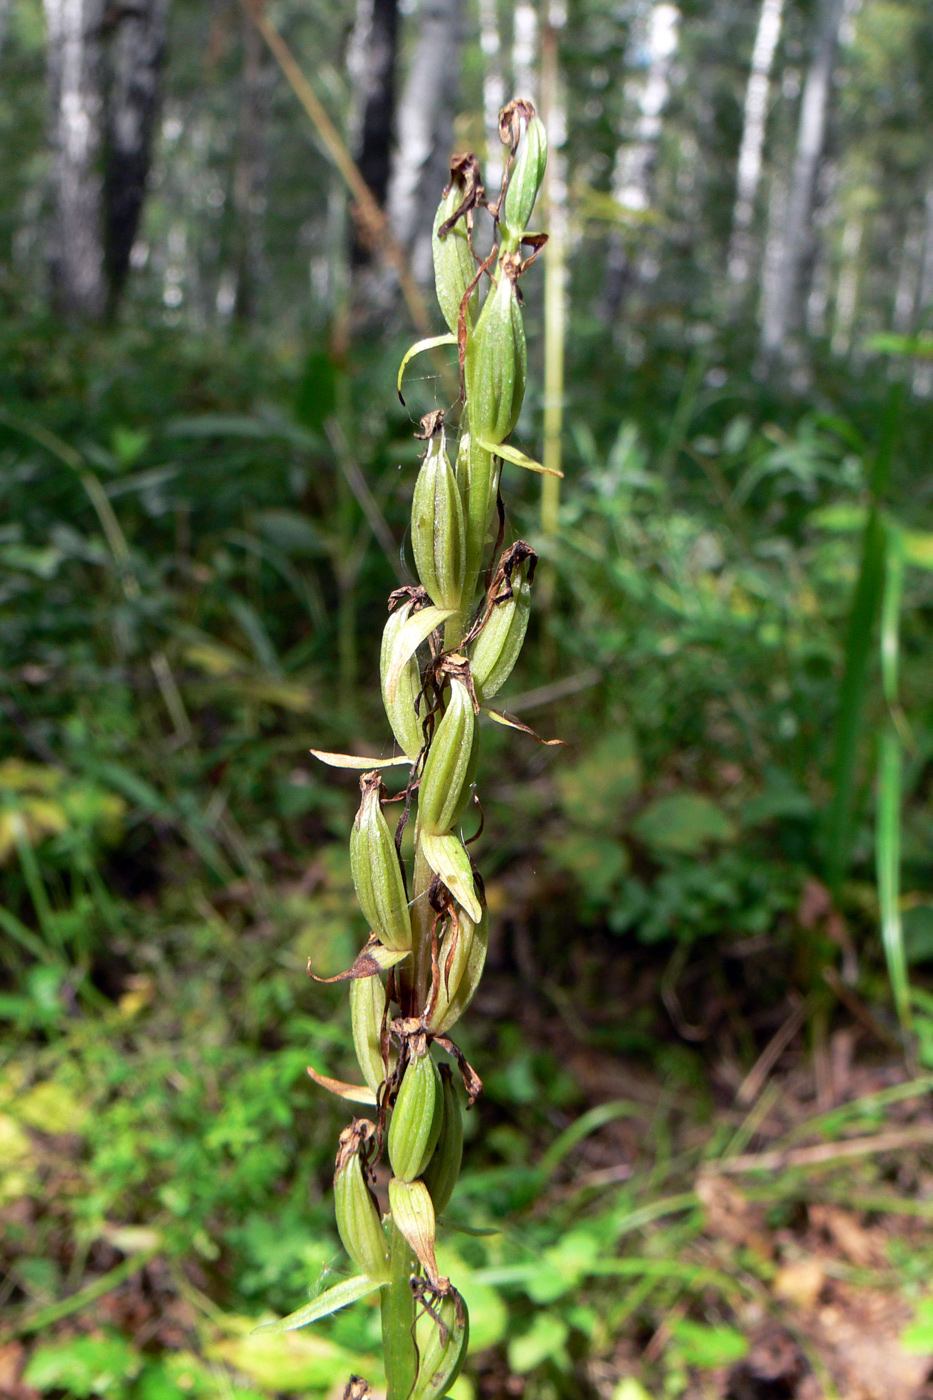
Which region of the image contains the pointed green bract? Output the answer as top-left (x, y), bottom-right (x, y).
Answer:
top-left (381, 600), bottom-right (425, 761)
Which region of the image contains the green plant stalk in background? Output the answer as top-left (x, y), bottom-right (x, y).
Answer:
top-left (259, 102), bottom-right (561, 1399)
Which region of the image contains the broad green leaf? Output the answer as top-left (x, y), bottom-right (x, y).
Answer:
top-left (24, 1332), bottom-right (143, 1395)
top-left (632, 792), bottom-right (735, 855)
top-left (903, 530), bottom-right (933, 571)
top-left (508, 1314), bottom-right (569, 1373)
top-left (810, 503), bottom-right (868, 532)
top-left (670, 1318), bottom-right (749, 1368)
top-left (557, 730), bottom-right (641, 831)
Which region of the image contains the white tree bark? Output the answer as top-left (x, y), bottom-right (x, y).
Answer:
top-left (511, 1), bottom-right (538, 103)
top-left (386, 0), bottom-right (462, 284)
top-left (602, 0), bottom-right (680, 319)
top-left (477, 0), bottom-right (505, 192)
top-left (830, 212), bottom-right (861, 356)
top-left (728, 0), bottom-right (785, 285)
top-left (44, 0), bottom-right (107, 319)
top-left (760, 0), bottom-right (847, 358)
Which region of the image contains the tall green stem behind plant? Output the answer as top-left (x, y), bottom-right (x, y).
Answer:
top-left (257, 102), bottom-right (561, 1400)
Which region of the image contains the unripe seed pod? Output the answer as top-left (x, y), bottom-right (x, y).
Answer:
top-left (464, 263), bottom-right (527, 448)
top-left (387, 1176), bottom-right (445, 1290)
top-left (350, 974), bottom-right (393, 1098)
top-left (412, 425), bottom-right (466, 613)
top-left (418, 678), bottom-right (478, 838)
top-left (460, 438), bottom-right (500, 608)
top-left (470, 558), bottom-right (533, 700)
top-left (411, 1287), bottom-right (469, 1400)
top-left (387, 1038), bottom-right (443, 1182)
top-left (381, 601), bottom-right (423, 761)
top-left (334, 1121), bottom-right (390, 1281)
top-left (421, 1064), bottom-right (463, 1215)
top-left (427, 904), bottom-right (489, 1037)
top-left (432, 185), bottom-right (479, 336)
top-left (501, 115), bottom-right (548, 246)
top-left (350, 773), bottom-right (412, 952)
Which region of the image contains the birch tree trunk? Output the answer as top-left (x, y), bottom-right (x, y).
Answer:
top-left (602, 0), bottom-right (680, 321)
top-left (386, 0), bottom-right (462, 285)
top-left (728, 0), bottom-right (785, 286)
top-left (231, 5), bottom-right (266, 320)
top-left (348, 0), bottom-right (398, 265)
top-left (760, 0), bottom-right (847, 359)
top-left (477, 0), bottom-right (504, 192)
top-left (104, 0), bottom-right (170, 307)
top-left (511, 1), bottom-right (537, 102)
top-left (44, 0), bottom-right (107, 320)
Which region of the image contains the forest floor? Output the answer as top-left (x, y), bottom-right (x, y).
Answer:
top-left (2, 927), bottom-right (933, 1400)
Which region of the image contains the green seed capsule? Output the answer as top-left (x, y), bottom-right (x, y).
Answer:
top-left (418, 678), bottom-right (478, 838)
top-left (387, 1176), bottom-right (445, 1290)
top-left (470, 557), bottom-right (533, 700)
top-left (388, 1039), bottom-right (443, 1182)
top-left (459, 436), bottom-right (500, 609)
top-left (427, 904), bottom-right (489, 1037)
top-left (501, 114), bottom-right (548, 247)
top-left (411, 1286), bottom-right (469, 1400)
top-left (412, 426), bottom-right (466, 614)
top-left (421, 1064), bottom-right (463, 1215)
top-left (433, 184), bottom-right (479, 336)
top-left (350, 773), bottom-right (412, 952)
top-left (350, 974), bottom-right (392, 1098)
top-left (464, 262), bottom-right (527, 448)
top-left (381, 601), bottom-right (424, 761)
top-left (334, 1121), bottom-right (390, 1281)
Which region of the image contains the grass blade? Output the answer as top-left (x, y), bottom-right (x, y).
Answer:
top-left (876, 727), bottom-right (912, 1040)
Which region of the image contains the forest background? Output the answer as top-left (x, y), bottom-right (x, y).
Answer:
top-left (2, 0), bottom-right (933, 1397)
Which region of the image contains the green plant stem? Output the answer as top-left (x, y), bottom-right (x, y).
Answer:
top-left (381, 1221), bottom-right (417, 1400)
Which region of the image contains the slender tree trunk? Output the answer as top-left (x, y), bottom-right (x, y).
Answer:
top-left (602, 0), bottom-right (680, 321)
top-left (232, 5), bottom-right (265, 320)
top-left (348, 0), bottom-right (398, 265)
top-left (477, 0), bottom-right (504, 192)
top-left (104, 0), bottom-right (170, 308)
top-left (728, 0), bottom-right (785, 286)
top-left (44, 0), bottom-right (107, 320)
top-left (891, 214), bottom-right (922, 335)
top-left (386, 0), bottom-right (462, 285)
top-left (830, 211), bottom-right (861, 357)
top-left (511, 0), bottom-right (537, 102)
top-left (760, 0), bottom-right (846, 359)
